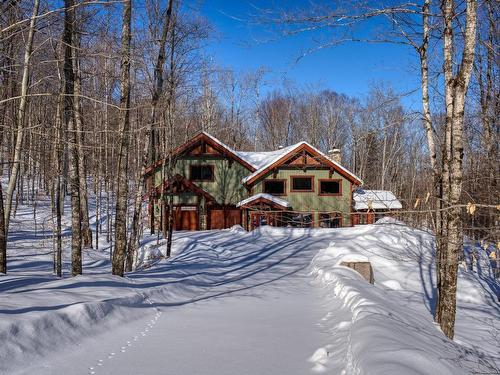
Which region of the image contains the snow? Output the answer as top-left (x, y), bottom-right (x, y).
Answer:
top-left (235, 193), bottom-right (291, 208)
top-left (1, 196), bottom-right (499, 374)
top-left (236, 145), bottom-right (298, 170)
top-left (353, 189), bottom-right (403, 210)
top-left (310, 223), bottom-right (500, 373)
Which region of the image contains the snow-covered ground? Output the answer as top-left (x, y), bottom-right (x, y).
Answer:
top-left (1, 197), bottom-right (499, 374)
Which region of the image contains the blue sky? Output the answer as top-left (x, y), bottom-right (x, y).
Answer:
top-left (200, 0), bottom-right (422, 108)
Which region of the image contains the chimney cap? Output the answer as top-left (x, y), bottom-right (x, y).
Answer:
top-left (328, 148), bottom-right (341, 154)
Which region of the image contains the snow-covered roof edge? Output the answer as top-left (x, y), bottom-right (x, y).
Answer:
top-left (181, 132), bottom-right (363, 186)
top-left (236, 193), bottom-right (291, 208)
top-left (353, 189), bottom-right (402, 210)
top-left (242, 141), bottom-right (363, 185)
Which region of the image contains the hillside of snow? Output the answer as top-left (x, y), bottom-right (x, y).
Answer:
top-left (0, 196), bottom-right (498, 374)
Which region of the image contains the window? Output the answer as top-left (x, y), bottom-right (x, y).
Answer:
top-left (190, 165), bottom-right (214, 181)
top-left (263, 180), bottom-right (286, 195)
top-left (291, 176), bottom-right (314, 192)
top-left (319, 179), bottom-right (341, 195)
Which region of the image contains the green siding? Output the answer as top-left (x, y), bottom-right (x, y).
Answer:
top-left (252, 169), bottom-right (352, 226)
top-left (152, 156), bottom-right (250, 205)
top-left (150, 156), bottom-right (354, 227)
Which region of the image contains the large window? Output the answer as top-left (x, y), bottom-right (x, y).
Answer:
top-left (190, 165), bottom-right (214, 181)
top-left (319, 179), bottom-right (341, 195)
top-left (263, 180), bottom-right (286, 195)
top-left (291, 176), bottom-right (314, 192)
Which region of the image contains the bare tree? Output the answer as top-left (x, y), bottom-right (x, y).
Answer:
top-left (127, 0), bottom-right (174, 271)
top-left (3, 0), bottom-right (40, 241)
top-left (436, 0), bottom-right (477, 339)
top-left (63, 0), bottom-right (83, 276)
top-left (112, 0), bottom-right (132, 277)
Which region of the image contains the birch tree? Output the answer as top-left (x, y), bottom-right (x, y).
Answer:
top-left (436, 0), bottom-right (477, 338)
top-left (3, 0), bottom-right (40, 250)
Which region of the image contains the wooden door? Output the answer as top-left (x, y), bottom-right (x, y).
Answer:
top-left (209, 209), bottom-right (225, 229)
top-left (225, 209), bottom-right (242, 228)
top-left (174, 206), bottom-right (198, 230)
top-left (209, 208), bottom-right (242, 229)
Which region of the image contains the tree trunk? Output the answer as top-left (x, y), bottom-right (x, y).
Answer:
top-left (63, 0), bottom-right (83, 276)
top-left (112, 0), bottom-right (132, 277)
top-left (418, 0), bottom-right (444, 313)
top-left (73, 31), bottom-right (92, 248)
top-left (52, 85), bottom-right (64, 277)
top-left (436, 0), bottom-right (477, 339)
top-left (3, 0), bottom-right (40, 234)
top-left (165, 16), bottom-right (177, 259)
top-left (127, 0), bottom-right (174, 271)
top-left (0, 182), bottom-right (6, 274)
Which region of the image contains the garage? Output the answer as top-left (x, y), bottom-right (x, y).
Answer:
top-left (173, 206), bottom-right (199, 231)
top-left (208, 207), bottom-right (242, 230)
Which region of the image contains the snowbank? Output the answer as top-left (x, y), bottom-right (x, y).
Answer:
top-left (310, 224), bottom-right (500, 374)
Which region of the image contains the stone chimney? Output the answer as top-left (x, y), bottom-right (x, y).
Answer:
top-left (328, 148), bottom-right (341, 164)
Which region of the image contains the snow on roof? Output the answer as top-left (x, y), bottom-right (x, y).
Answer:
top-left (242, 141), bottom-right (363, 185)
top-left (353, 189), bottom-right (402, 210)
top-left (199, 132), bottom-right (362, 185)
top-left (200, 131), bottom-right (295, 170)
top-left (236, 193), bottom-right (291, 208)
top-left (235, 145), bottom-right (298, 170)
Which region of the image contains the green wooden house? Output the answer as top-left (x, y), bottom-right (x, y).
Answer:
top-left (144, 132), bottom-right (363, 231)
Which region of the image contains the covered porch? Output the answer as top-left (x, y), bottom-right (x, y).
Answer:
top-left (237, 193), bottom-right (291, 230)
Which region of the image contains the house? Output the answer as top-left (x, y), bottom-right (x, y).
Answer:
top-left (352, 189), bottom-right (403, 224)
top-left (144, 131), bottom-right (364, 231)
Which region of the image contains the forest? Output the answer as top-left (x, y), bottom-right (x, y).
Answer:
top-left (0, 0), bottom-right (498, 341)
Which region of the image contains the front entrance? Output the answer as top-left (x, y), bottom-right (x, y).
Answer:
top-left (250, 212), bottom-right (279, 230)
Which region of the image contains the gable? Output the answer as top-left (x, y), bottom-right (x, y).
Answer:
top-left (174, 132), bottom-right (256, 171)
top-left (243, 143), bottom-right (362, 186)
top-left (144, 132), bottom-right (256, 177)
top-left (281, 149), bottom-right (323, 167)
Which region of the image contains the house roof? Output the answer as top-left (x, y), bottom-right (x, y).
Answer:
top-left (353, 189), bottom-right (402, 210)
top-left (144, 132), bottom-right (257, 176)
top-left (235, 145), bottom-right (299, 170)
top-left (236, 193), bottom-right (291, 209)
top-left (145, 131), bottom-right (363, 187)
top-left (242, 141), bottom-right (363, 186)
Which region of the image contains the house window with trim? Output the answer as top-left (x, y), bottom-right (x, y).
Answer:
top-left (190, 165), bottom-right (214, 181)
top-left (319, 179), bottom-right (341, 195)
top-left (263, 180), bottom-right (286, 195)
top-left (291, 176), bottom-right (314, 192)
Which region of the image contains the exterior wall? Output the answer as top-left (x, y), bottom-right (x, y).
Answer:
top-left (152, 156), bottom-right (250, 205)
top-left (251, 168), bottom-right (353, 226)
